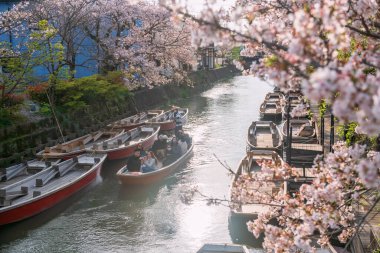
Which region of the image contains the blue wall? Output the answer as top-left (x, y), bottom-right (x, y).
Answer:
top-left (0, 1), bottom-right (98, 80)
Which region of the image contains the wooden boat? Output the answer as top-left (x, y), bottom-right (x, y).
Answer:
top-left (0, 159), bottom-right (61, 189)
top-left (285, 92), bottom-right (303, 105)
top-left (265, 92), bottom-right (284, 103)
top-left (247, 121), bottom-right (282, 152)
top-left (230, 150), bottom-right (286, 218)
top-left (0, 153), bottom-right (107, 225)
top-left (90, 125), bottom-right (160, 160)
top-left (37, 129), bottom-right (125, 160)
top-left (197, 243), bottom-right (251, 253)
top-left (107, 110), bottom-right (164, 130)
top-left (117, 143), bottom-right (194, 185)
top-left (147, 108), bottom-right (188, 131)
top-left (281, 119), bottom-right (316, 142)
top-left (259, 101), bottom-right (282, 120)
top-left (281, 103), bottom-right (310, 119)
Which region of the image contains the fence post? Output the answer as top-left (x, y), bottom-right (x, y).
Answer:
top-left (330, 113), bottom-right (334, 153)
top-left (288, 126), bottom-right (293, 164)
top-left (286, 96), bottom-right (291, 141)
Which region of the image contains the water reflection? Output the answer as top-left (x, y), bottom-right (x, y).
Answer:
top-left (0, 76), bottom-right (272, 253)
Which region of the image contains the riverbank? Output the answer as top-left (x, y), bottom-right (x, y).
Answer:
top-left (0, 65), bottom-right (240, 168)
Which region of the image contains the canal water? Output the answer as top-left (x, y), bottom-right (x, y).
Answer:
top-left (0, 76), bottom-right (273, 253)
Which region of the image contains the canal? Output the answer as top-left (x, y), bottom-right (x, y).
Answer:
top-left (0, 76), bottom-right (273, 253)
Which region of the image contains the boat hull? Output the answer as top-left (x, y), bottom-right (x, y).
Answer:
top-left (0, 158), bottom-right (105, 226)
top-left (106, 131), bottom-right (158, 160)
top-left (117, 144), bottom-right (193, 185)
top-left (158, 121), bottom-right (176, 131)
top-left (37, 150), bottom-right (85, 161)
top-left (149, 108), bottom-right (188, 131)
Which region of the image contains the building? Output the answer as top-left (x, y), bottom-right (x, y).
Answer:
top-left (197, 44), bottom-right (216, 70)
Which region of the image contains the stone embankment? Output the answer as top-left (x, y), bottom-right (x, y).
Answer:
top-left (0, 66), bottom-right (239, 167)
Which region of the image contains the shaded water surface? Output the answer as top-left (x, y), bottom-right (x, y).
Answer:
top-left (0, 76), bottom-right (273, 253)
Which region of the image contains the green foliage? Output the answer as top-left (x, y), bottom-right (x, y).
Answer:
top-left (337, 122), bottom-right (378, 149)
top-left (307, 109), bottom-right (313, 120)
top-left (215, 63), bottom-right (222, 69)
top-left (264, 55), bottom-right (279, 67)
top-left (0, 107), bottom-right (25, 127)
top-left (55, 72), bottom-right (130, 112)
top-left (0, 43), bottom-right (33, 108)
top-left (337, 122), bottom-right (358, 146)
top-left (363, 67), bottom-right (376, 75)
top-left (39, 103), bottom-right (52, 116)
top-left (230, 46), bottom-right (242, 60)
top-left (319, 100), bottom-right (327, 117)
top-left (0, 19), bottom-right (67, 109)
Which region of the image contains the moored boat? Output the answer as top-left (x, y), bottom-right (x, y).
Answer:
top-left (259, 101), bottom-right (282, 120)
top-left (197, 243), bottom-right (251, 253)
top-left (117, 143), bottom-right (194, 186)
top-left (0, 159), bottom-right (61, 189)
top-left (90, 125), bottom-right (160, 160)
top-left (0, 153), bottom-right (107, 225)
top-left (281, 119), bottom-right (316, 143)
top-left (37, 129), bottom-right (124, 160)
top-left (147, 108), bottom-right (188, 131)
top-left (281, 102), bottom-right (310, 120)
top-left (230, 150), bottom-right (286, 218)
top-left (107, 110), bottom-right (164, 130)
top-left (247, 121), bottom-right (282, 152)
top-left (265, 92), bottom-right (284, 104)
top-left (284, 91), bottom-right (304, 107)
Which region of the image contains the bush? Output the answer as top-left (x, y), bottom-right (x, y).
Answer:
top-left (55, 72), bottom-right (131, 113)
top-left (0, 107), bottom-right (25, 128)
top-left (27, 83), bottom-right (49, 103)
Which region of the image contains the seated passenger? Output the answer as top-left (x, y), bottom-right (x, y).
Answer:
top-left (141, 151), bottom-right (158, 173)
top-left (151, 134), bottom-right (168, 160)
top-left (176, 130), bottom-right (192, 146)
top-left (136, 143), bottom-right (147, 157)
top-left (127, 150), bottom-right (142, 172)
top-left (174, 114), bottom-right (183, 136)
top-left (165, 137), bottom-right (181, 165)
top-left (178, 137), bottom-right (188, 155)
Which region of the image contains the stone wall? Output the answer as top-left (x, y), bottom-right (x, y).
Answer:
top-left (133, 65), bottom-right (239, 110)
top-left (0, 65), bottom-right (239, 167)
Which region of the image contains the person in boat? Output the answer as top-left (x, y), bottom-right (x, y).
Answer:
top-left (173, 108), bottom-right (179, 118)
top-left (151, 134), bottom-right (168, 160)
top-left (166, 136), bottom-right (182, 164)
top-left (127, 149), bottom-right (142, 172)
top-left (178, 136), bottom-right (188, 155)
top-left (174, 114), bottom-right (183, 136)
top-left (141, 151), bottom-right (158, 173)
top-left (176, 130), bottom-right (192, 146)
top-left (136, 143), bottom-right (147, 157)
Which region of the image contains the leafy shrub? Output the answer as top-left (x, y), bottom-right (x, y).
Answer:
top-left (55, 72), bottom-right (130, 112)
top-left (27, 83), bottom-right (49, 103)
top-left (0, 107), bottom-right (25, 128)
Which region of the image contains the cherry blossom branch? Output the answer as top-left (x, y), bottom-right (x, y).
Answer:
top-left (344, 195), bottom-right (380, 250)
